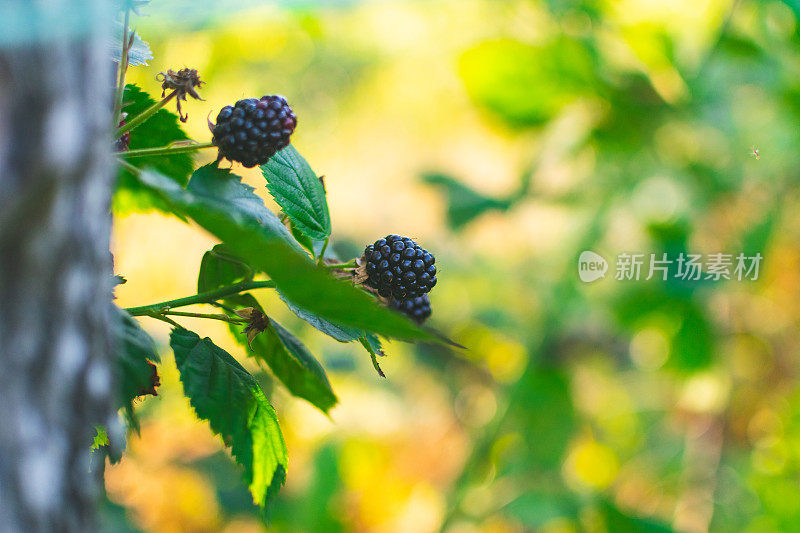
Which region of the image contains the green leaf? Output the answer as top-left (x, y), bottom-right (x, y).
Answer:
top-left (114, 84), bottom-right (195, 215)
top-left (288, 219), bottom-right (316, 255)
top-left (197, 244), bottom-right (253, 293)
top-left (363, 333), bottom-right (386, 357)
top-left (225, 294), bottom-right (338, 414)
top-left (170, 327), bottom-right (288, 509)
top-left (422, 173), bottom-right (513, 230)
top-left (186, 164), bottom-right (304, 252)
top-left (92, 426), bottom-right (110, 450)
top-left (90, 423), bottom-right (124, 465)
top-left (278, 292), bottom-right (362, 342)
top-left (196, 246), bottom-right (339, 412)
top-left (113, 305), bottom-right (160, 415)
top-left (140, 165), bottom-right (440, 343)
top-left (261, 145), bottom-right (331, 241)
top-left (259, 320), bottom-right (338, 413)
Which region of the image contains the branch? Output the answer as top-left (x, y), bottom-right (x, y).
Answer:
top-left (124, 280), bottom-right (276, 316)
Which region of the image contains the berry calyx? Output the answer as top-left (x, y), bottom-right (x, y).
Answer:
top-left (211, 95), bottom-right (297, 168)
top-left (363, 235), bottom-right (437, 299)
top-left (390, 294), bottom-right (432, 324)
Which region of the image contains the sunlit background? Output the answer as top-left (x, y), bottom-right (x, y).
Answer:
top-left (107, 0), bottom-right (800, 531)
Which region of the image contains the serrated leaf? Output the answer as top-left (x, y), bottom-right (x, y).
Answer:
top-left (197, 255), bottom-right (338, 413)
top-left (121, 0), bottom-right (151, 16)
top-left (261, 145), bottom-right (331, 241)
top-left (170, 327), bottom-right (288, 509)
top-left (250, 317), bottom-right (338, 413)
top-left (278, 292), bottom-right (362, 342)
top-left (363, 333), bottom-right (387, 357)
top-left (113, 305), bottom-right (160, 415)
top-left (186, 164), bottom-right (303, 252)
top-left (91, 424), bottom-right (123, 465)
top-left (110, 22), bottom-right (153, 66)
top-left (92, 426), bottom-right (110, 450)
top-left (140, 165), bottom-right (441, 343)
top-left (114, 84), bottom-right (194, 215)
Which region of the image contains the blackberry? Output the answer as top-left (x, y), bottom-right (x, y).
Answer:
top-left (391, 294), bottom-right (432, 324)
top-left (211, 95), bottom-right (297, 168)
top-left (363, 235), bottom-right (437, 299)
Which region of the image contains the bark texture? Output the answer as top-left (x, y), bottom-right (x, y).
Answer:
top-left (0, 2), bottom-right (115, 531)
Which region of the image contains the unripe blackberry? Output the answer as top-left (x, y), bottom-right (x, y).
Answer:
top-left (363, 235), bottom-right (437, 299)
top-left (212, 95), bottom-right (297, 168)
top-left (114, 116), bottom-right (129, 152)
top-left (391, 294), bottom-right (432, 324)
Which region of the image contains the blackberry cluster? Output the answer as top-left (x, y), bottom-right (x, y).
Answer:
top-left (391, 295), bottom-right (432, 324)
top-left (212, 95), bottom-right (297, 168)
top-left (364, 235), bottom-right (436, 299)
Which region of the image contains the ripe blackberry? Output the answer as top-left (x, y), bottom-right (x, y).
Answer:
top-left (211, 95), bottom-right (297, 168)
top-left (391, 294), bottom-right (432, 324)
top-left (363, 235), bottom-right (437, 299)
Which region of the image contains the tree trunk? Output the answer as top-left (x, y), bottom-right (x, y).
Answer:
top-left (0, 2), bottom-right (115, 531)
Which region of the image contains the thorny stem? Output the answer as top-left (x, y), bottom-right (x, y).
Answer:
top-left (120, 141), bottom-right (215, 159)
top-left (113, 7), bottom-right (131, 127)
top-left (359, 336), bottom-right (385, 378)
top-left (116, 90), bottom-right (178, 138)
top-left (124, 280), bottom-right (276, 316)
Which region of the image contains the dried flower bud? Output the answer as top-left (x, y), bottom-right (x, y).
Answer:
top-left (155, 67), bottom-right (205, 122)
top-left (235, 307), bottom-right (270, 348)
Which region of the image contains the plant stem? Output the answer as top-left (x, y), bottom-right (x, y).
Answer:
top-left (112, 7), bottom-right (131, 127)
top-left (124, 280), bottom-right (276, 316)
top-left (147, 313), bottom-right (182, 328)
top-left (120, 141), bottom-right (215, 159)
top-left (317, 237), bottom-right (330, 265)
top-left (116, 90), bottom-right (178, 138)
top-left (116, 158), bottom-right (140, 175)
top-left (160, 310), bottom-right (247, 324)
top-left (324, 258), bottom-right (358, 270)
